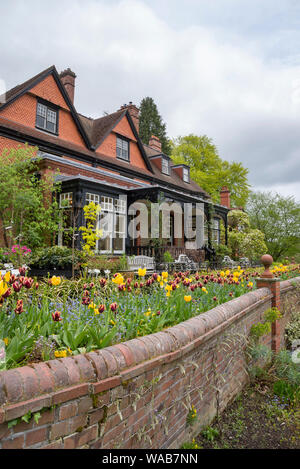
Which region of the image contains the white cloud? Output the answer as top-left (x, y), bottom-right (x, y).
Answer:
top-left (0, 0), bottom-right (300, 201)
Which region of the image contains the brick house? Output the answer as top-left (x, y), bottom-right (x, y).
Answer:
top-left (0, 65), bottom-right (230, 261)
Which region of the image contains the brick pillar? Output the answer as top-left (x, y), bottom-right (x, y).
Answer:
top-left (256, 254), bottom-right (281, 353)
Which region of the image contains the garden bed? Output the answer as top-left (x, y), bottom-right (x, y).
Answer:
top-left (182, 352), bottom-right (300, 449)
top-left (0, 264), bottom-right (299, 370)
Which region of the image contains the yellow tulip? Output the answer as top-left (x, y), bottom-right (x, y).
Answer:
top-left (184, 295), bottom-right (192, 302)
top-left (51, 276), bottom-right (61, 286)
top-left (3, 271), bottom-right (10, 283)
top-left (112, 274), bottom-right (124, 285)
top-left (0, 280), bottom-right (8, 297)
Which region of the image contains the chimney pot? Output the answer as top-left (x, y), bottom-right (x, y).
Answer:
top-left (59, 68), bottom-right (76, 104)
top-left (118, 102), bottom-right (140, 133)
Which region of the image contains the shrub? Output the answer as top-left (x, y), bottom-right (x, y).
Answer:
top-left (285, 312), bottom-right (300, 348)
top-left (28, 246), bottom-right (86, 271)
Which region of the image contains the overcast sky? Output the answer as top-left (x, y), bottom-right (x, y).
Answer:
top-left (1, 0), bottom-right (300, 201)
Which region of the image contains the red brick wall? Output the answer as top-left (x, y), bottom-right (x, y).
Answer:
top-left (0, 75), bottom-right (86, 148)
top-left (0, 277), bottom-right (298, 449)
top-left (97, 116), bottom-right (148, 170)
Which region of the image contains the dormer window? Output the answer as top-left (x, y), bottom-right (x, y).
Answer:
top-left (161, 157), bottom-right (170, 175)
top-left (183, 167), bottom-right (190, 183)
top-left (116, 136), bottom-right (129, 161)
top-left (36, 101), bottom-right (58, 134)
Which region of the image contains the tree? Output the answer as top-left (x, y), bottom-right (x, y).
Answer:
top-left (0, 145), bottom-right (61, 249)
top-left (139, 97), bottom-right (171, 155)
top-left (246, 191), bottom-right (300, 261)
top-left (170, 134), bottom-right (250, 207)
top-left (227, 209), bottom-right (267, 260)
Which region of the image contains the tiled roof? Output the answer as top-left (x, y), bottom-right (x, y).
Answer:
top-left (0, 65), bottom-right (210, 201)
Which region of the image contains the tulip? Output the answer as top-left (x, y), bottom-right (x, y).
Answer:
top-left (100, 278), bottom-right (107, 287)
top-left (110, 302), bottom-right (118, 312)
top-left (52, 311), bottom-right (62, 322)
top-left (12, 281), bottom-right (22, 293)
top-left (15, 299), bottom-right (23, 315)
top-left (98, 304), bottom-right (105, 314)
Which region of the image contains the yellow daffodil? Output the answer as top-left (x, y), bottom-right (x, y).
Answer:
top-left (161, 271), bottom-right (168, 279)
top-left (160, 281), bottom-right (164, 288)
top-left (184, 295), bottom-right (192, 302)
top-left (201, 287), bottom-right (208, 294)
top-left (3, 337), bottom-right (9, 346)
top-left (165, 285), bottom-right (172, 291)
top-left (157, 275), bottom-right (161, 282)
top-left (138, 268), bottom-right (146, 277)
top-left (145, 310), bottom-right (151, 317)
top-left (110, 319), bottom-right (116, 326)
top-left (220, 271), bottom-right (225, 277)
top-left (166, 291), bottom-right (170, 297)
top-left (225, 270), bottom-right (230, 276)
top-left (51, 276), bottom-right (61, 286)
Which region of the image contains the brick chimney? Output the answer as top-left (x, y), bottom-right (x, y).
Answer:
top-left (119, 102), bottom-right (140, 133)
top-left (149, 135), bottom-right (162, 153)
top-left (220, 186), bottom-right (230, 208)
top-left (60, 68), bottom-right (76, 104)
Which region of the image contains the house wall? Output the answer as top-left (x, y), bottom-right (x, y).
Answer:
top-left (0, 277), bottom-right (298, 450)
top-left (0, 76), bottom-right (86, 148)
top-left (96, 116), bottom-right (148, 171)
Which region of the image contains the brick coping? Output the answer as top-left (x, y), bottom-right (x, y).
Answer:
top-left (0, 276), bottom-right (299, 423)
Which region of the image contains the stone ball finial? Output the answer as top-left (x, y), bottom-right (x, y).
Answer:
top-left (261, 254), bottom-right (274, 278)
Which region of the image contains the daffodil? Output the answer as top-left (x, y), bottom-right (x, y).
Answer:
top-left (161, 271), bottom-right (168, 280)
top-left (55, 350), bottom-right (67, 358)
top-left (138, 268), bottom-right (146, 277)
top-left (201, 287), bottom-right (208, 294)
top-left (157, 275), bottom-right (161, 282)
top-left (3, 337), bottom-right (9, 346)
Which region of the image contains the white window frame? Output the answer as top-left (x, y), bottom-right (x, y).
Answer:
top-left (161, 158), bottom-right (169, 175)
top-left (183, 167), bottom-right (190, 183)
top-left (116, 136), bottom-right (129, 161)
top-left (97, 196), bottom-right (127, 254)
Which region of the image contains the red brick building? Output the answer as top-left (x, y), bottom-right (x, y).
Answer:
top-left (0, 65), bottom-right (229, 260)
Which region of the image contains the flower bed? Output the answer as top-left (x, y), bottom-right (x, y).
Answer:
top-left (0, 263), bottom-right (299, 370)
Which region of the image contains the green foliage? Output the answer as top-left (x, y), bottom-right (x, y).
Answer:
top-left (79, 201), bottom-right (102, 255)
top-left (163, 251), bottom-right (174, 263)
top-left (285, 312), bottom-right (300, 347)
top-left (139, 97), bottom-right (171, 155)
top-left (227, 210), bottom-right (267, 260)
top-left (0, 145), bottom-right (61, 248)
top-left (250, 307), bottom-right (281, 343)
top-left (201, 426), bottom-right (220, 441)
top-left (29, 246), bottom-right (86, 270)
top-left (247, 191), bottom-right (300, 260)
top-left (170, 134), bottom-right (250, 207)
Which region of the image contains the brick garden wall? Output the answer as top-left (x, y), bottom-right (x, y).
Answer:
top-left (0, 277), bottom-right (299, 450)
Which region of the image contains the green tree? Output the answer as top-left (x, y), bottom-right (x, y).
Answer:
top-left (227, 209), bottom-right (267, 260)
top-left (246, 191), bottom-right (300, 261)
top-left (139, 97), bottom-right (171, 155)
top-left (170, 134), bottom-right (250, 207)
top-left (0, 145), bottom-right (61, 248)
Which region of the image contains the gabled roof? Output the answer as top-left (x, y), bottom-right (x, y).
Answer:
top-left (79, 109), bottom-right (153, 173)
top-left (0, 65), bottom-right (210, 200)
top-left (0, 65), bottom-right (91, 148)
